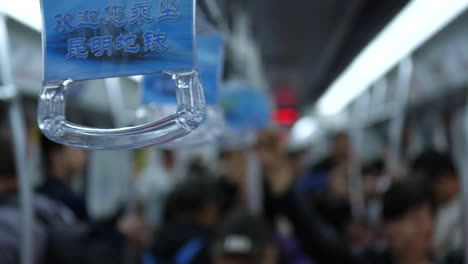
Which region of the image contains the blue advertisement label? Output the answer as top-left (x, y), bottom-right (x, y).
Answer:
top-left (142, 34), bottom-right (224, 105)
top-left (142, 73), bottom-right (176, 104)
top-left (221, 86), bottom-right (272, 131)
top-left (41, 0), bottom-right (195, 81)
top-left (197, 34), bottom-right (224, 105)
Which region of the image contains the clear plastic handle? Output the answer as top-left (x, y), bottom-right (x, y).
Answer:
top-left (38, 71), bottom-right (206, 150)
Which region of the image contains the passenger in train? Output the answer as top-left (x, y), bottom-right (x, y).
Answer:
top-left (211, 210), bottom-right (278, 264)
top-left (38, 134), bottom-right (88, 220)
top-left (259, 136), bottom-right (357, 264)
top-left (0, 110), bottom-right (74, 264)
top-left (252, 129), bottom-right (352, 263)
top-left (306, 131), bottom-right (353, 234)
top-left (149, 178), bottom-right (221, 264)
top-left (361, 159), bottom-right (387, 230)
top-left (216, 149), bottom-right (249, 216)
top-left (286, 148), bottom-right (310, 181)
top-left (312, 131), bottom-right (352, 174)
top-left (38, 134), bottom-right (146, 263)
top-left (268, 174), bottom-right (433, 264)
top-left (254, 128), bottom-right (435, 264)
top-left (362, 178), bottom-right (433, 264)
top-left (187, 154), bottom-right (211, 179)
top-left (412, 150), bottom-right (463, 256)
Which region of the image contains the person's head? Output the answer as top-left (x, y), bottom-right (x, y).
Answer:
top-left (382, 179), bottom-right (433, 262)
top-left (255, 130), bottom-right (285, 172)
top-left (362, 159), bottom-right (385, 200)
top-left (40, 134), bottom-right (87, 183)
top-left (163, 178), bottom-right (220, 229)
top-left (187, 154), bottom-right (209, 179)
top-left (212, 210), bottom-right (277, 264)
top-left (362, 159), bottom-right (385, 178)
top-left (331, 131), bottom-right (351, 162)
top-left (287, 148), bottom-right (309, 176)
top-left (412, 150), bottom-right (459, 205)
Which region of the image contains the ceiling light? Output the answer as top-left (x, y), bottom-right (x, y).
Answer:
top-left (129, 76), bottom-right (143, 83)
top-left (288, 116), bottom-right (319, 150)
top-left (316, 0), bottom-right (468, 116)
top-left (0, 0), bottom-right (42, 31)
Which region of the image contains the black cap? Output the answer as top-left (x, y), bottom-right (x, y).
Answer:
top-left (213, 210), bottom-right (272, 259)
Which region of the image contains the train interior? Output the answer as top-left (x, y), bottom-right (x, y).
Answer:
top-left (1, 1), bottom-right (468, 264)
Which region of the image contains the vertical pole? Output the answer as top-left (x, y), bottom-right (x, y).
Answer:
top-left (0, 14), bottom-right (33, 264)
top-left (387, 57), bottom-right (413, 177)
top-left (348, 94), bottom-right (367, 219)
top-left (105, 78), bottom-right (134, 210)
top-left (105, 78), bottom-right (128, 129)
top-left (245, 149), bottom-right (263, 215)
top-left (462, 95), bottom-right (468, 264)
top-left (106, 78), bottom-right (135, 264)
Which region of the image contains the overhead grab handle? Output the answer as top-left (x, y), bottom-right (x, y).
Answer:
top-left (38, 0), bottom-right (205, 150)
